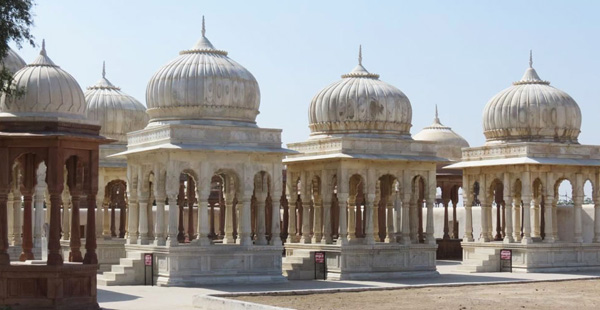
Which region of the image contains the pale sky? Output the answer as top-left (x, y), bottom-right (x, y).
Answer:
top-left (10, 1), bottom-right (599, 198)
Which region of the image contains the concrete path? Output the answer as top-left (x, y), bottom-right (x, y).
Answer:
top-left (98, 261), bottom-right (600, 310)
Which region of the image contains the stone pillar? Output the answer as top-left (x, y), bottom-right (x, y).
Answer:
top-left (83, 190), bottom-right (98, 265)
top-left (401, 195), bottom-right (411, 244)
top-left (255, 191), bottom-right (268, 245)
top-left (452, 196), bottom-right (459, 239)
top-left (300, 195), bottom-right (311, 244)
top-left (312, 194), bottom-right (323, 244)
top-left (20, 190), bottom-right (34, 261)
top-left (322, 195), bottom-right (332, 244)
top-left (223, 191), bottom-right (236, 244)
top-left (127, 197), bottom-right (139, 244)
top-left (239, 191), bottom-right (252, 246)
top-left (531, 197), bottom-right (540, 238)
top-left (442, 197), bottom-right (450, 240)
top-left (552, 198), bottom-right (558, 241)
top-left (102, 197), bottom-right (111, 238)
top-left (337, 193), bottom-right (349, 245)
top-left (394, 195), bottom-right (402, 242)
top-left (270, 181), bottom-right (282, 246)
top-left (364, 193), bottom-right (376, 245)
top-left (385, 196), bottom-right (395, 243)
top-left (513, 197), bottom-right (522, 242)
top-left (177, 180), bottom-right (185, 243)
top-left (521, 197), bottom-right (533, 244)
top-left (347, 196), bottom-right (356, 240)
top-left (187, 178), bottom-right (196, 240)
top-left (463, 193), bottom-right (474, 242)
top-left (544, 194), bottom-right (555, 243)
top-left (96, 185), bottom-right (104, 239)
top-left (425, 200), bottom-right (435, 245)
top-left (68, 192), bottom-right (83, 262)
top-left (409, 197), bottom-right (417, 242)
top-left (479, 196), bottom-right (490, 242)
top-left (594, 198), bottom-right (600, 243)
top-left (155, 195), bottom-right (166, 246)
top-left (33, 185), bottom-right (44, 248)
top-left (61, 189), bottom-right (71, 241)
top-left (167, 193), bottom-right (179, 246)
top-left (196, 187), bottom-right (211, 246)
top-left (503, 197), bottom-right (514, 243)
top-left (7, 192), bottom-right (13, 247)
top-left (138, 196), bottom-right (149, 245)
top-left (0, 189), bottom-right (8, 265)
top-left (573, 195), bottom-right (583, 243)
top-left (286, 193), bottom-right (297, 243)
top-left (47, 191), bottom-right (63, 266)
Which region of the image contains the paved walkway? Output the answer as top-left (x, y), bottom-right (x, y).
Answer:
top-left (98, 261), bottom-right (600, 310)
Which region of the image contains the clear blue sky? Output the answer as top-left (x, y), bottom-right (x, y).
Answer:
top-left (12, 1), bottom-right (600, 163)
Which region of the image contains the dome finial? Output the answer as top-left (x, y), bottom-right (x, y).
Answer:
top-left (102, 61), bottom-right (106, 78)
top-left (358, 45), bottom-right (362, 66)
top-left (529, 50), bottom-right (533, 68)
top-left (41, 39), bottom-right (46, 56)
top-left (434, 104), bottom-right (441, 124)
top-left (202, 16), bottom-right (206, 37)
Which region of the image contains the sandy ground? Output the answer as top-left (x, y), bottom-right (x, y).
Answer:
top-left (233, 279), bottom-right (600, 310)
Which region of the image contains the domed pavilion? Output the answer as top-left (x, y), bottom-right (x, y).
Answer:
top-left (83, 62), bottom-right (148, 272)
top-left (415, 106), bottom-right (469, 258)
top-left (0, 41), bottom-right (108, 309)
top-left (283, 46), bottom-right (444, 280)
top-left (447, 52), bottom-right (600, 272)
top-left (99, 18), bottom-right (289, 286)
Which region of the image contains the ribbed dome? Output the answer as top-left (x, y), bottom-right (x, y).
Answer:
top-left (1, 47), bottom-right (26, 74)
top-left (309, 46), bottom-right (412, 138)
top-left (482, 53), bottom-right (581, 144)
top-left (0, 41), bottom-right (87, 120)
top-left (85, 62), bottom-right (149, 143)
top-left (146, 17), bottom-right (260, 125)
top-left (414, 106), bottom-right (469, 161)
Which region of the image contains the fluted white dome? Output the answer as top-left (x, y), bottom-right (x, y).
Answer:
top-left (482, 54), bottom-right (581, 144)
top-left (85, 62), bottom-right (149, 143)
top-left (309, 47), bottom-right (412, 138)
top-left (1, 47), bottom-right (26, 74)
top-left (0, 41), bottom-right (86, 120)
top-left (146, 18), bottom-right (260, 125)
top-left (414, 106), bottom-right (469, 161)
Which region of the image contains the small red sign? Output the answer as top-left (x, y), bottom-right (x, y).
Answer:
top-left (144, 254), bottom-right (153, 266)
top-left (314, 252), bottom-right (325, 264)
top-left (500, 249), bottom-right (512, 260)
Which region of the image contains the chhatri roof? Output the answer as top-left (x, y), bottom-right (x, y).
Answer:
top-left (308, 46), bottom-right (412, 139)
top-left (482, 51), bottom-right (581, 144)
top-left (85, 62), bottom-right (149, 143)
top-left (414, 105), bottom-right (469, 161)
top-left (146, 16), bottom-right (260, 126)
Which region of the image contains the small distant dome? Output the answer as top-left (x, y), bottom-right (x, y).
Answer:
top-left (0, 40), bottom-right (87, 120)
top-left (1, 47), bottom-right (26, 74)
top-left (414, 106), bottom-right (469, 161)
top-left (309, 46), bottom-right (412, 138)
top-left (85, 62), bottom-right (149, 143)
top-left (482, 52), bottom-right (581, 144)
top-left (146, 17), bottom-right (260, 125)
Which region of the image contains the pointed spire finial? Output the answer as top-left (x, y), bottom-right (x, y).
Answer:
top-left (102, 61), bottom-right (106, 78)
top-left (41, 39), bottom-right (46, 56)
top-left (358, 45), bottom-right (362, 66)
top-left (202, 16), bottom-right (206, 37)
top-left (529, 50), bottom-right (533, 68)
top-left (434, 104), bottom-right (440, 124)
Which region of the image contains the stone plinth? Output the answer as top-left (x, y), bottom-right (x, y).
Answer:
top-left (284, 243), bottom-right (438, 281)
top-left (461, 241), bottom-right (600, 272)
top-left (0, 263), bottom-right (98, 310)
top-left (61, 239), bottom-right (125, 273)
top-left (124, 244), bottom-right (286, 286)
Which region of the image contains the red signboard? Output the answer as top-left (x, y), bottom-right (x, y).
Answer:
top-left (314, 252), bottom-right (325, 264)
top-left (144, 254), bottom-right (153, 266)
top-left (500, 249), bottom-right (512, 260)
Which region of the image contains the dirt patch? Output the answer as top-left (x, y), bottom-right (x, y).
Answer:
top-left (231, 279), bottom-right (600, 310)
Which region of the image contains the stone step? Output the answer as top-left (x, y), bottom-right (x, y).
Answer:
top-left (283, 269), bottom-right (315, 280)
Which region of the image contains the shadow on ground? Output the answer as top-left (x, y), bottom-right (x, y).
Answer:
top-left (97, 288), bottom-right (140, 302)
